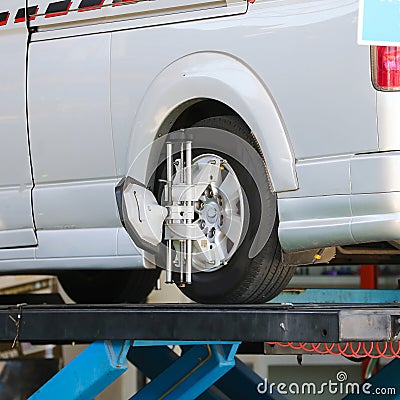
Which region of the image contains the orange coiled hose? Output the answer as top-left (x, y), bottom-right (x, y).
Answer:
top-left (266, 341), bottom-right (400, 359)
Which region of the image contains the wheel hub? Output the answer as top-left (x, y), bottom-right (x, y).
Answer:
top-left (203, 201), bottom-right (219, 224)
top-left (161, 133), bottom-right (245, 284)
top-left (165, 153), bottom-right (245, 274)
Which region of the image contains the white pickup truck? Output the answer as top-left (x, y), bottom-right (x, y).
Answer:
top-left (0, 0), bottom-right (398, 304)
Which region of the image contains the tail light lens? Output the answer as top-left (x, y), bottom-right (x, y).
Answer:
top-left (371, 46), bottom-right (400, 91)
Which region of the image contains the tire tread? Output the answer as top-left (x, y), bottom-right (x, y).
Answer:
top-left (179, 115), bottom-right (295, 304)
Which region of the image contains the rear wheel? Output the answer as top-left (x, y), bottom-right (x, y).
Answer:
top-left (169, 116), bottom-right (295, 303)
top-left (58, 269), bottom-right (160, 304)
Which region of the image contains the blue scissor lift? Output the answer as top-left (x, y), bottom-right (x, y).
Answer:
top-left (0, 289), bottom-right (399, 399)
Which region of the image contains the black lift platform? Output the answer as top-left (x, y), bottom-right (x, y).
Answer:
top-left (3, 302), bottom-right (400, 344)
top-left (1, 290), bottom-right (399, 399)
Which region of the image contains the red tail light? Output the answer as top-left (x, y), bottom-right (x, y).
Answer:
top-left (371, 46), bottom-right (400, 91)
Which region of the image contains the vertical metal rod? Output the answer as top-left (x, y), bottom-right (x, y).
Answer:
top-left (186, 241), bottom-right (192, 284)
top-left (166, 241), bottom-right (173, 284)
top-left (180, 142), bottom-right (185, 184)
top-left (185, 140), bottom-right (192, 284)
top-left (179, 241), bottom-right (185, 285)
top-left (186, 141), bottom-right (192, 185)
top-left (178, 142), bottom-right (185, 284)
top-left (166, 142), bottom-right (173, 204)
top-left (166, 142), bottom-right (173, 283)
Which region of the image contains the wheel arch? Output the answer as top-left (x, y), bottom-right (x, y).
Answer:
top-left (126, 51), bottom-right (298, 193)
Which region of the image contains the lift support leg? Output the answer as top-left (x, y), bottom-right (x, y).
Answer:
top-left (128, 345), bottom-right (286, 400)
top-left (131, 342), bottom-right (239, 400)
top-left (28, 341), bottom-right (240, 400)
top-left (29, 340), bottom-right (131, 400)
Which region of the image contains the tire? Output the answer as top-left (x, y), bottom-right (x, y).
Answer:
top-left (171, 115), bottom-right (295, 304)
top-left (57, 269), bottom-right (160, 304)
